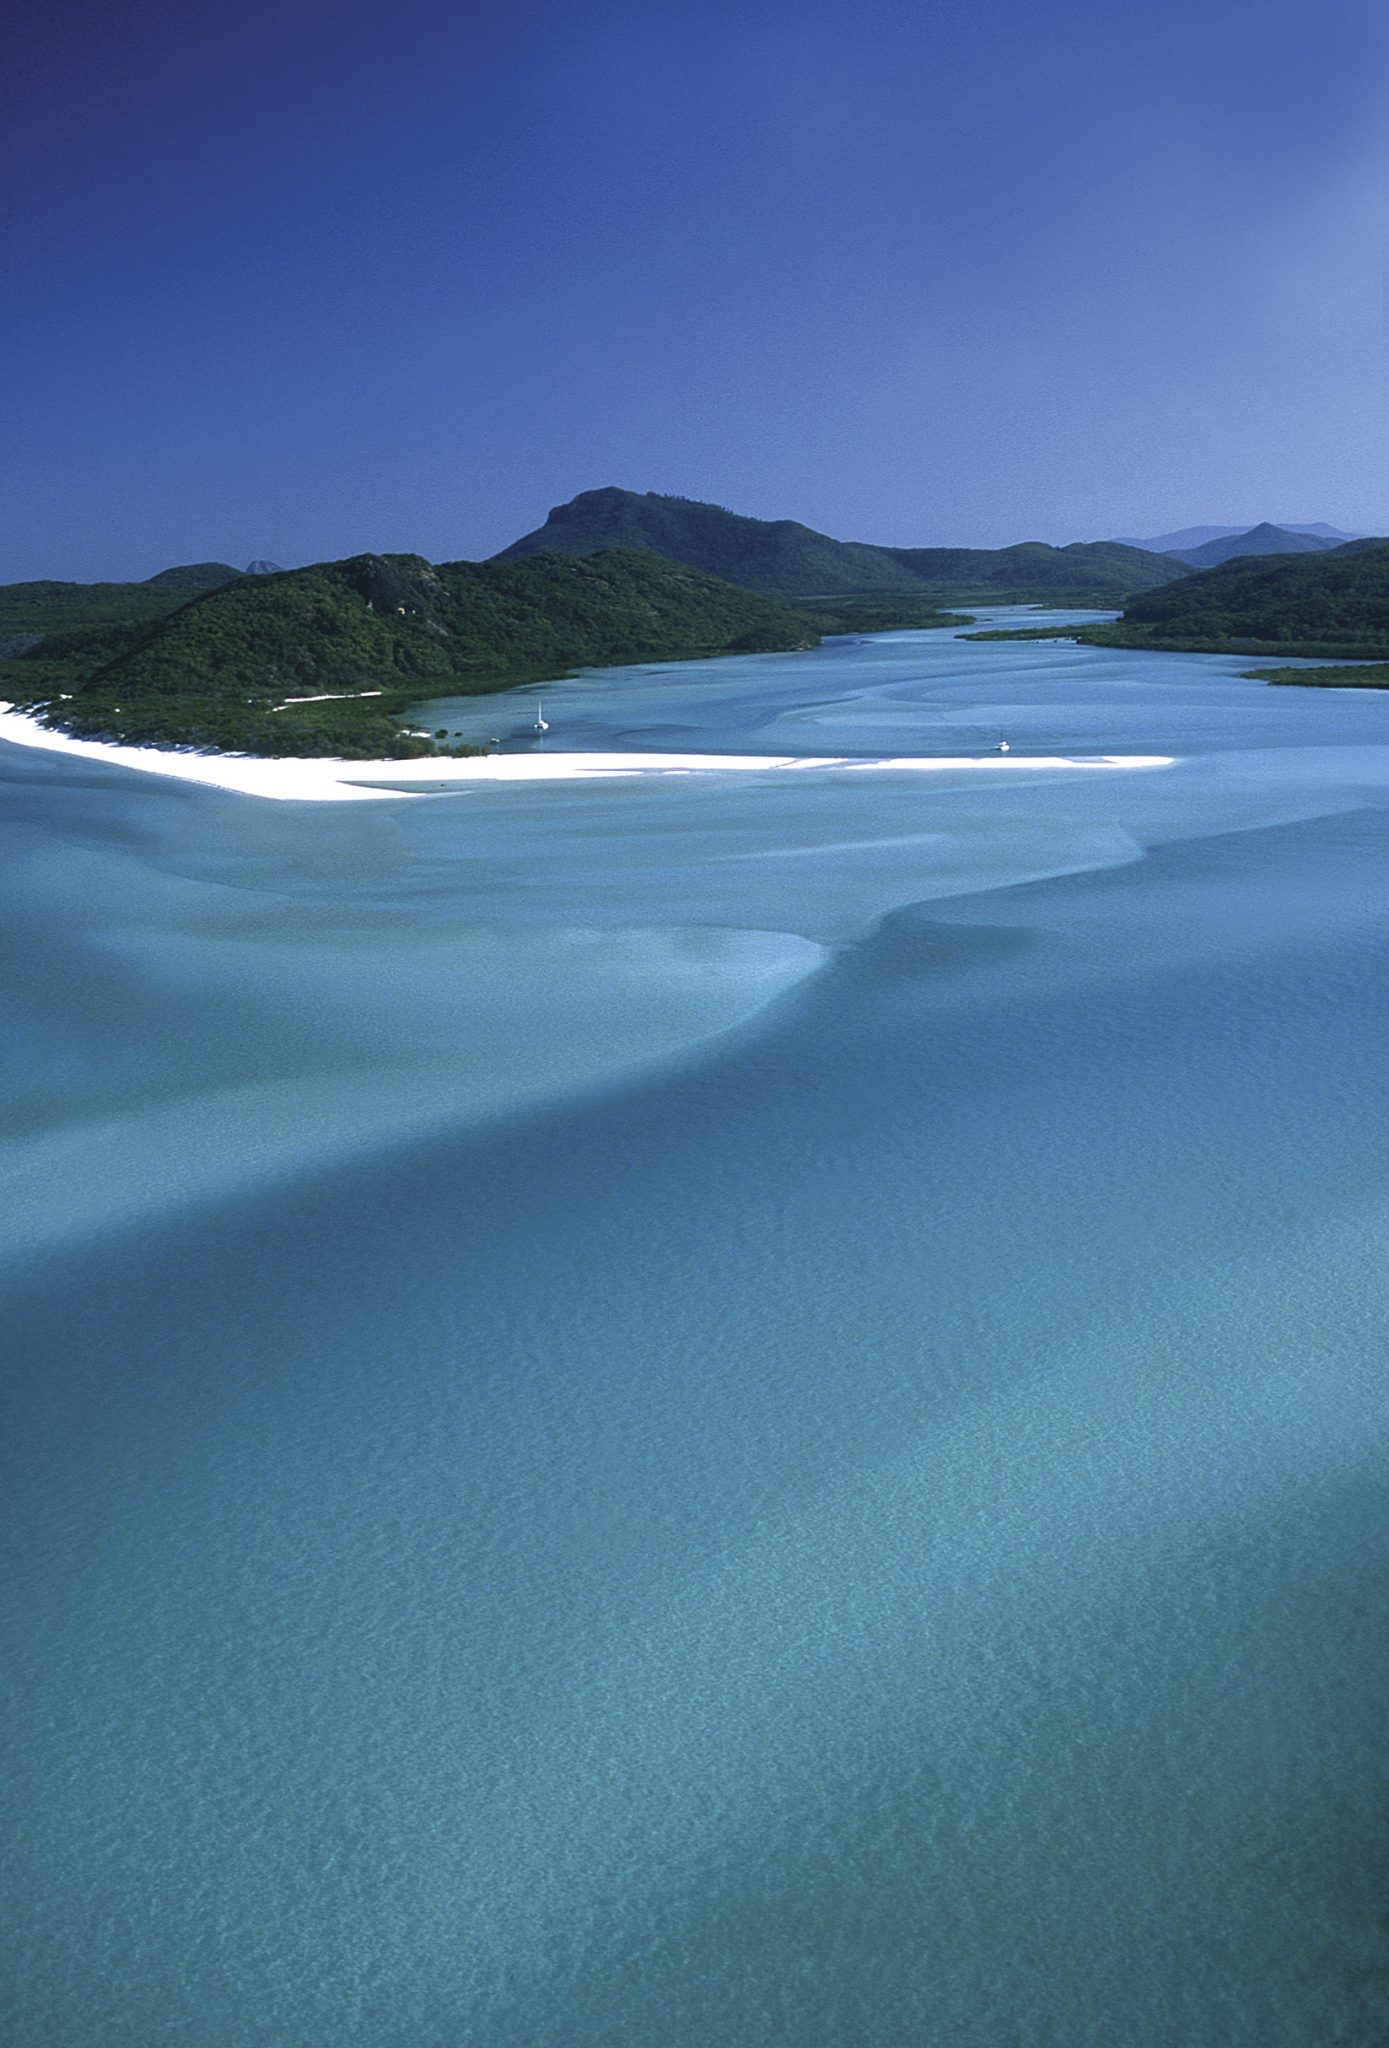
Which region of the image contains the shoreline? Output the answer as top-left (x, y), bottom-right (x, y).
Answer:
top-left (0, 705), bottom-right (1173, 803)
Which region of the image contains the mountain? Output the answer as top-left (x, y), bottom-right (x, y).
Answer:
top-left (493, 487), bottom-right (929, 596)
top-left (881, 539), bottom-right (1186, 604)
top-left (1102, 540), bottom-right (1389, 656)
top-left (1117, 522), bottom-right (1360, 554)
top-left (1116, 525), bottom-right (1248, 553)
top-left (143, 562), bottom-right (243, 590)
top-left (0, 563), bottom-right (244, 638)
top-left (245, 560), bottom-right (282, 575)
top-left (10, 549), bottom-right (817, 757)
top-left (1168, 524), bottom-right (1340, 571)
top-left (493, 487), bottom-right (1185, 604)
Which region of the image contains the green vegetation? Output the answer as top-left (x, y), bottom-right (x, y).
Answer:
top-left (966, 543), bottom-right (1389, 661)
top-left (964, 616), bottom-right (1114, 642)
top-left (1250, 663), bottom-right (1389, 689)
top-left (34, 687), bottom-right (455, 760)
top-left (2, 548), bottom-right (818, 757)
top-left (881, 541), bottom-right (1186, 606)
top-left (143, 562), bottom-right (249, 591)
top-left (1094, 541), bottom-right (1389, 656)
top-left (0, 562), bottom-right (243, 641)
top-left (15, 508), bottom-right (1380, 760)
top-left (788, 595), bottom-right (974, 634)
top-left (492, 487), bottom-right (1187, 604)
top-left (493, 487), bottom-right (928, 596)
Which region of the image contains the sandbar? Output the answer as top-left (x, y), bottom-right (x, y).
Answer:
top-left (0, 706), bottom-right (1172, 803)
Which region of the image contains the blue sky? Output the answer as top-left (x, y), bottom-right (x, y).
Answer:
top-left (4, 0), bottom-right (1386, 578)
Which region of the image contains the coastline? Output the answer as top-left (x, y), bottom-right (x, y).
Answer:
top-left (0, 705), bottom-right (1172, 802)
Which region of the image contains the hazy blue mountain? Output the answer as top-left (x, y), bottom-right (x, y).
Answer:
top-left (245, 560), bottom-right (282, 575)
top-left (1115, 525), bottom-right (1255, 553)
top-left (1118, 522), bottom-right (1361, 554)
top-left (1170, 524), bottom-right (1339, 570)
top-left (494, 487), bottom-right (1184, 602)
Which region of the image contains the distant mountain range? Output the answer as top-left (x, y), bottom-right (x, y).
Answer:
top-left (1116, 521), bottom-right (1362, 559)
top-left (6, 497), bottom-right (1385, 757)
top-left (494, 488), bottom-right (1188, 605)
top-left (1168, 524), bottom-right (1353, 571)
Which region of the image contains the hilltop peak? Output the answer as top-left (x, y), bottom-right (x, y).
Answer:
top-left (551, 485), bottom-right (640, 518)
top-left (142, 561), bottom-right (242, 590)
top-left (1245, 522), bottom-right (1309, 542)
top-left (493, 487), bottom-right (1185, 602)
top-left (1173, 524), bottom-right (1339, 571)
top-left (491, 487), bottom-right (921, 596)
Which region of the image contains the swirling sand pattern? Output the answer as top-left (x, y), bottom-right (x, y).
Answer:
top-left (3, 620), bottom-right (1388, 2044)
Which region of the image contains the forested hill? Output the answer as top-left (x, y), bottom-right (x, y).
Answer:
top-left (1111, 540), bottom-right (1389, 655)
top-left (6, 549), bottom-right (818, 757)
top-left (0, 561), bottom-right (244, 640)
top-left (492, 487), bottom-right (1187, 604)
top-left (493, 487), bottom-right (928, 596)
top-left (1169, 522), bottom-right (1337, 570)
top-left (883, 539), bottom-right (1186, 604)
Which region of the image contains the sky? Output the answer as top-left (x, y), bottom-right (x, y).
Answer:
top-left (3, 0), bottom-right (1387, 579)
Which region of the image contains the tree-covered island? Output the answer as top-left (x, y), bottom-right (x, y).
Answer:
top-left (0, 550), bottom-right (823, 758)
top-left (965, 540), bottom-right (1389, 672)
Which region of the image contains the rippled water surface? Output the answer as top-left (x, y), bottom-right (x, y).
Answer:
top-left (4, 615), bottom-right (1388, 2044)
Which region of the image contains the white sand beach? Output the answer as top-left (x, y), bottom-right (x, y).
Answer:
top-left (0, 705), bottom-right (1172, 802)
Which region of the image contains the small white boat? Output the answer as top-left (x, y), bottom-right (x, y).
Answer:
top-left (532, 701), bottom-right (550, 734)
top-left (996, 737), bottom-right (1010, 753)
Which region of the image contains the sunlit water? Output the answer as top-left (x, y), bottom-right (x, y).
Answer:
top-left (4, 614), bottom-right (1388, 2044)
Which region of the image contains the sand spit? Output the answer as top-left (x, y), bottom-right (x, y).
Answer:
top-left (0, 707), bottom-right (1173, 803)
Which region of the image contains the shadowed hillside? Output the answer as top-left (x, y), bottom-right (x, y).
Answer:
top-left (493, 487), bottom-right (929, 596)
top-left (1169, 523), bottom-right (1338, 570)
top-left (493, 487), bottom-right (1186, 605)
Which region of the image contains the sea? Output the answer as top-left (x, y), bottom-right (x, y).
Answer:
top-left (3, 612), bottom-right (1388, 2045)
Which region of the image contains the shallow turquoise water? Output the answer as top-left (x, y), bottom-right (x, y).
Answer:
top-left (4, 617), bottom-right (1388, 2043)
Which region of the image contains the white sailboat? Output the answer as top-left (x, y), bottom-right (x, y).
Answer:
top-left (532, 701), bottom-right (550, 734)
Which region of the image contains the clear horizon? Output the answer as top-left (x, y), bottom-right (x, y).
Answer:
top-left (5, 0), bottom-right (1386, 581)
